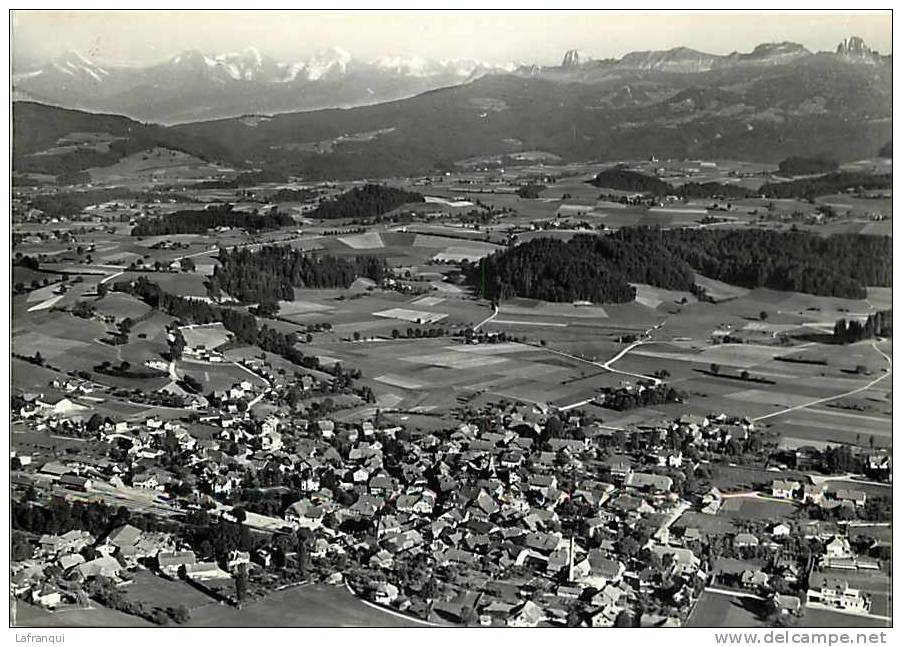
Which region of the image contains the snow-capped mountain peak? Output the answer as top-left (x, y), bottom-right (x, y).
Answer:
top-left (49, 50), bottom-right (110, 82)
top-left (302, 46), bottom-right (353, 81)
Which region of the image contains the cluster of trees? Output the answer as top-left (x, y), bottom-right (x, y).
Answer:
top-left (193, 170), bottom-right (289, 188)
top-left (659, 228), bottom-right (891, 299)
top-left (308, 184), bottom-right (424, 220)
top-left (677, 181), bottom-right (752, 199)
top-left (470, 230), bottom-right (695, 303)
top-left (476, 227), bottom-right (889, 303)
top-left (516, 184), bottom-right (546, 199)
top-left (268, 188), bottom-right (317, 202)
top-left (589, 167), bottom-right (753, 199)
top-left (94, 360), bottom-right (166, 380)
top-left (72, 300), bottom-right (95, 319)
top-left (115, 277), bottom-right (349, 382)
top-left (131, 204), bottom-right (293, 236)
top-left (596, 382), bottom-right (685, 411)
top-left (25, 188), bottom-right (200, 220)
top-left (212, 245), bottom-right (388, 303)
top-left (758, 172), bottom-right (892, 199)
top-left (833, 310), bottom-right (892, 343)
top-left (11, 498), bottom-right (136, 538)
top-left (777, 156), bottom-right (839, 176)
top-left (13, 254), bottom-right (40, 270)
top-left (85, 577), bottom-right (189, 625)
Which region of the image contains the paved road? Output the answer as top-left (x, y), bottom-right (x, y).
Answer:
top-left (99, 270), bottom-right (125, 285)
top-left (705, 586), bottom-right (766, 602)
top-left (752, 341), bottom-right (892, 423)
top-left (473, 302), bottom-right (499, 331)
top-left (534, 318), bottom-right (668, 387)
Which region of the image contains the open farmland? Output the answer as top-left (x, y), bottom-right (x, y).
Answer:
top-left (9, 79), bottom-right (894, 633)
top-left (185, 584), bottom-right (427, 627)
top-left (688, 591), bottom-right (766, 628)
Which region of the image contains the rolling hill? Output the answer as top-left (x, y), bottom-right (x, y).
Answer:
top-left (13, 38), bottom-right (892, 182)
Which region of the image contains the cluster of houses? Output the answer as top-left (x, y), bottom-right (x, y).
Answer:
top-left (11, 366), bottom-right (891, 627)
top-left (770, 479), bottom-right (868, 511)
top-left (10, 521), bottom-right (241, 611)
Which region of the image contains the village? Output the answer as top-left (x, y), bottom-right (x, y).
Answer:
top-left (9, 346), bottom-right (893, 627)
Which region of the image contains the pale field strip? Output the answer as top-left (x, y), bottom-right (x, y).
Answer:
top-left (423, 196), bottom-right (474, 207)
top-left (693, 274), bottom-right (750, 300)
top-left (451, 342), bottom-right (532, 354)
top-left (413, 234), bottom-right (461, 248)
top-left (399, 351), bottom-right (508, 370)
top-left (338, 232), bottom-right (385, 249)
top-left (492, 319), bottom-right (568, 327)
top-left (433, 247), bottom-right (496, 262)
top-left (409, 296), bottom-right (445, 307)
top-left (332, 320), bottom-right (393, 334)
top-left (25, 284), bottom-right (60, 303)
top-left (26, 295), bottom-right (65, 312)
top-left (410, 405), bottom-right (438, 413)
top-left (276, 298), bottom-right (341, 314)
top-left (373, 373), bottom-right (427, 390)
top-left (725, 389), bottom-right (823, 408)
top-left (315, 355), bottom-right (340, 366)
top-left (499, 304), bottom-right (609, 319)
top-left (778, 436), bottom-right (844, 451)
top-left (631, 283), bottom-right (698, 309)
top-left (741, 322), bottom-right (805, 333)
top-left (373, 307), bottom-right (447, 324)
top-left (648, 206), bottom-right (709, 214)
top-left (431, 281), bottom-right (465, 294)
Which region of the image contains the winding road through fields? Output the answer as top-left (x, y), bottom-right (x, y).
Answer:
top-left (752, 341), bottom-right (892, 423)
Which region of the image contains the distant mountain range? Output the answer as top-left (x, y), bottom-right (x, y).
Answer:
top-left (13, 37), bottom-right (892, 182)
top-left (12, 47), bottom-right (516, 124)
top-left (14, 38), bottom-right (890, 124)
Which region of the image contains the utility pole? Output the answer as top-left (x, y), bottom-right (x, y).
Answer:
top-left (567, 535), bottom-right (576, 583)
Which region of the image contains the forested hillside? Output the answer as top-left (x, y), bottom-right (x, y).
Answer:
top-left (590, 168), bottom-right (754, 199)
top-left (475, 228), bottom-right (892, 303)
top-left (660, 229), bottom-right (891, 299)
top-left (212, 245), bottom-right (389, 302)
top-left (472, 231), bottom-right (695, 303)
top-left (308, 184), bottom-right (424, 220)
top-left (131, 204), bottom-right (294, 236)
top-left (758, 172), bottom-right (892, 199)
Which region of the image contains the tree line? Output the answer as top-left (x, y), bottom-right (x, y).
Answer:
top-left (308, 184), bottom-right (424, 220)
top-left (596, 382), bottom-right (685, 411)
top-left (589, 167), bottom-right (754, 199)
top-left (131, 204), bottom-right (293, 237)
top-left (659, 228), bottom-right (891, 299)
top-left (25, 188), bottom-right (194, 219)
top-left (590, 166), bottom-right (892, 201)
top-left (212, 245), bottom-right (388, 303)
top-left (777, 156), bottom-right (839, 176)
top-left (833, 310), bottom-right (892, 344)
top-left (113, 276), bottom-right (345, 380)
top-left (470, 230), bottom-right (693, 303)
top-left (473, 227), bottom-right (890, 303)
top-left (758, 172), bottom-right (892, 200)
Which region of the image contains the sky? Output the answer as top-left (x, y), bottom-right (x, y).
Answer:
top-left (11, 10), bottom-right (892, 68)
